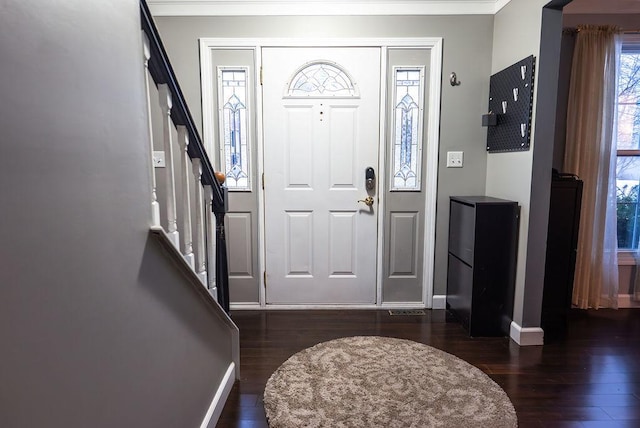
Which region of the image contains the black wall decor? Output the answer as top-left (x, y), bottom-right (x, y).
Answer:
top-left (486, 55), bottom-right (536, 153)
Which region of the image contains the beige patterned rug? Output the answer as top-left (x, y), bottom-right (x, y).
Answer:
top-left (264, 336), bottom-right (517, 428)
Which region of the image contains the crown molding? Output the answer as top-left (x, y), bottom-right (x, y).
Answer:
top-left (147, 0), bottom-right (513, 16)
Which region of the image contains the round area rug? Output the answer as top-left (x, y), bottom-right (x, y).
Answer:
top-left (264, 336), bottom-right (517, 428)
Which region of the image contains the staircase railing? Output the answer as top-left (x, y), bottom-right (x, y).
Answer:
top-left (140, 0), bottom-right (229, 312)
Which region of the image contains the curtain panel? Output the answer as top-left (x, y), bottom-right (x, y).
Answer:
top-left (564, 25), bottom-right (620, 309)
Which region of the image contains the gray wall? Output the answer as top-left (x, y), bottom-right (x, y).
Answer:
top-left (488, 0), bottom-right (571, 330)
top-left (564, 13), bottom-right (640, 27)
top-left (155, 14), bottom-right (495, 298)
top-left (619, 265), bottom-right (635, 295)
top-left (554, 30), bottom-right (575, 170)
top-left (487, 0), bottom-right (551, 328)
top-left (0, 1), bottom-right (233, 427)
top-left (524, 2), bottom-right (569, 328)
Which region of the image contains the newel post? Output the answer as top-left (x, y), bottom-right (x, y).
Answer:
top-left (213, 178), bottom-right (230, 313)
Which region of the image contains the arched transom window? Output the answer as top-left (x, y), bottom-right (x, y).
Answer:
top-left (286, 61), bottom-right (359, 98)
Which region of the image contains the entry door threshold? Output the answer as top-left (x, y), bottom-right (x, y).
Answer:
top-left (230, 303), bottom-right (428, 310)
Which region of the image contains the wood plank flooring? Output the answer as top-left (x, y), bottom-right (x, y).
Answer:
top-left (217, 309), bottom-right (640, 427)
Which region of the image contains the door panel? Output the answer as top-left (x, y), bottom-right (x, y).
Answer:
top-left (285, 211), bottom-right (313, 276)
top-left (226, 212), bottom-right (254, 277)
top-left (329, 211), bottom-right (357, 276)
top-left (285, 106), bottom-right (314, 188)
top-left (206, 48), bottom-right (260, 303)
top-left (382, 48), bottom-right (432, 303)
top-left (389, 212), bottom-right (419, 277)
top-left (329, 107), bottom-right (358, 188)
top-left (262, 47), bottom-right (381, 304)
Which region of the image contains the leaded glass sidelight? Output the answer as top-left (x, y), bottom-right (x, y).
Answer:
top-left (391, 67), bottom-right (425, 191)
top-left (286, 61), bottom-right (358, 97)
top-left (218, 67), bottom-right (250, 190)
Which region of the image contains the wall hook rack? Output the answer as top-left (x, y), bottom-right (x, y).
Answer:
top-left (485, 55), bottom-right (536, 152)
top-left (449, 72), bottom-right (461, 86)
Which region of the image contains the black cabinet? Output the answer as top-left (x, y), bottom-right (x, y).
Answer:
top-left (541, 173), bottom-right (582, 340)
top-left (447, 196), bottom-right (519, 337)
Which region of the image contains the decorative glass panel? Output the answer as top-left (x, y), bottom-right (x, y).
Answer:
top-left (286, 61), bottom-right (358, 97)
top-left (218, 67), bottom-right (250, 190)
top-left (391, 67), bottom-right (425, 191)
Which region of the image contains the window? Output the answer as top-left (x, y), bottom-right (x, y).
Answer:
top-left (391, 66), bottom-right (425, 191)
top-left (616, 37), bottom-right (640, 249)
top-left (286, 61), bottom-right (358, 98)
top-left (218, 67), bottom-right (251, 190)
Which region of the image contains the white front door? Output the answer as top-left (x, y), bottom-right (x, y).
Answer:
top-left (262, 47), bottom-right (381, 304)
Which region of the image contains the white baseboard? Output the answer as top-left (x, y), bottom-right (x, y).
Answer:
top-left (379, 302), bottom-right (427, 309)
top-left (618, 294), bottom-right (640, 308)
top-left (432, 295), bottom-right (446, 309)
top-left (509, 321), bottom-right (544, 346)
top-left (200, 362), bottom-right (236, 428)
top-left (230, 303), bottom-right (262, 310)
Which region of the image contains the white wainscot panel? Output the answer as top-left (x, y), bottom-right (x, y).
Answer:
top-left (227, 212), bottom-right (253, 277)
top-left (329, 211), bottom-right (356, 276)
top-left (285, 106), bottom-right (314, 189)
top-left (329, 106), bottom-right (357, 189)
top-left (286, 211), bottom-right (313, 276)
top-left (389, 212), bottom-right (419, 277)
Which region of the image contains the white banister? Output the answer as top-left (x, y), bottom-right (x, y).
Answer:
top-left (177, 125), bottom-right (195, 269)
top-left (142, 32), bottom-right (161, 228)
top-left (192, 158), bottom-right (207, 286)
top-left (158, 84), bottom-right (179, 248)
top-left (205, 185), bottom-right (217, 299)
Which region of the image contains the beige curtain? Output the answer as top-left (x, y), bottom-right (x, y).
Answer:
top-left (564, 25), bottom-right (620, 309)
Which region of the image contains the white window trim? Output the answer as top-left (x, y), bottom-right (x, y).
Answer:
top-left (616, 34), bottom-right (640, 258)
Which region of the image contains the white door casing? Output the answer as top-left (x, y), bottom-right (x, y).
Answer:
top-left (262, 47), bottom-right (381, 304)
top-left (199, 38), bottom-right (442, 309)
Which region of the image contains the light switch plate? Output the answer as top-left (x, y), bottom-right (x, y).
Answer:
top-left (153, 151), bottom-right (165, 168)
top-left (446, 151), bottom-right (463, 168)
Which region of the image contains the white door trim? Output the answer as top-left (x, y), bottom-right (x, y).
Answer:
top-left (376, 46), bottom-right (389, 307)
top-left (200, 37), bottom-right (442, 309)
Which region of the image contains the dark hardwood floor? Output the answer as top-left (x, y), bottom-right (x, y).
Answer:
top-left (217, 309), bottom-right (640, 427)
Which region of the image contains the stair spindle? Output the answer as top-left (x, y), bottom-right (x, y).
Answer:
top-left (192, 158), bottom-right (207, 286)
top-left (142, 32), bottom-right (161, 228)
top-left (177, 125), bottom-right (195, 269)
top-left (158, 84), bottom-right (179, 248)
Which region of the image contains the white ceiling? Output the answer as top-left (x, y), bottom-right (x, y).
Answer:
top-left (148, 0), bottom-right (513, 16)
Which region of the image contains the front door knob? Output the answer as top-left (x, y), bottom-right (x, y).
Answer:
top-left (357, 196), bottom-right (374, 207)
